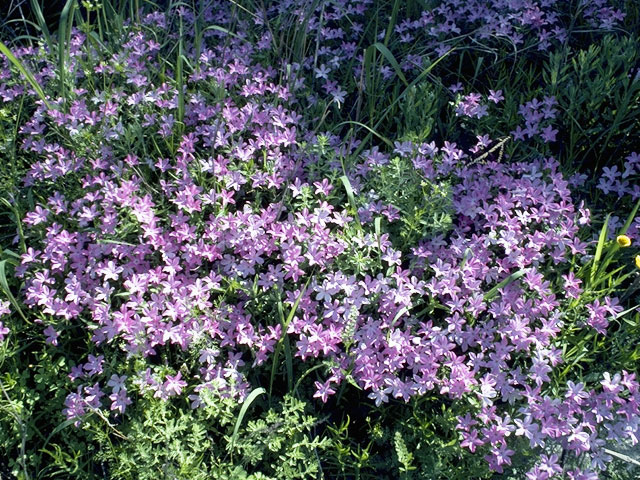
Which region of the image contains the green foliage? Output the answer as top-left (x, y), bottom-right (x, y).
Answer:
top-left (317, 399), bottom-right (494, 480)
top-left (94, 395), bottom-right (214, 480)
top-left (368, 155), bottom-right (454, 249)
top-left (555, 204), bottom-right (640, 383)
top-left (383, 401), bottom-right (493, 480)
top-left (92, 392), bottom-right (328, 480)
top-left (324, 414), bottom-right (376, 479)
top-left (231, 394), bottom-right (329, 479)
top-left (0, 335), bottom-right (100, 479)
top-left (392, 431), bottom-right (415, 477)
top-left (396, 81), bottom-right (444, 143)
top-left (544, 34), bottom-right (640, 171)
top-left (0, 105), bottom-right (25, 193)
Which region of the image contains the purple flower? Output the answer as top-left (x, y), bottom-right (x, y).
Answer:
top-left (83, 383), bottom-right (104, 409)
top-left (68, 364), bottom-right (84, 381)
top-left (488, 89), bottom-right (504, 103)
top-left (367, 388), bottom-right (389, 407)
top-left (0, 300), bottom-right (11, 317)
top-left (540, 125), bottom-right (558, 142)
top-left (63, 389), bottom-right (86, 426)
top-left (460, 429), bottom-right (483, 453)
top-left (83, 355), bottom-right (104, 376)
top-left (0, 322), bottom-right (9, 341)
top-left (44, 325), bottom-right (59, 346)
top-left (514, 415), bottom-right (544, 448)
top-left (313, 380), bottom-right (336, 403)
top-left (109, 389), bottom-right (132, 415)
top-left (585, 299), bottom-right (611, 334)
top-left (484, 444), bottom-right (514, 473)
top-left (107, 374), bottom-right (128, 393)
top-left (162, 372), bottom-right (187, 397)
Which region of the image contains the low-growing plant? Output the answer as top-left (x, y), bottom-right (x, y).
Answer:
top-left (1, 1), bottom-right (640, 480)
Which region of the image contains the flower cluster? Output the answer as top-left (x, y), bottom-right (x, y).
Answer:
top-left (511, 96), bottom-right (559, 144)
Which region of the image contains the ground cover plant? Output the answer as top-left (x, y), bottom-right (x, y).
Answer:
top-left (0, 0), bottom-right (639, 478)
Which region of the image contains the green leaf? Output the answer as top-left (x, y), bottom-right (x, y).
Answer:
top-left (58, 0), bottom-right (77, 100)
top-left (590, 213), bottom-right (610, 284)
top-left (483, 269), bottom-right (528, 302)
top-left (372, 42), bottom-right (409, 87)
top-left (229, 387), bottom-right (266, 459)
top-left (619, 197), bottom-right (640, 237)
top-left (269, 280), bottom-right (311, 399)
top-left (340, 175), bottom-right (362, 230)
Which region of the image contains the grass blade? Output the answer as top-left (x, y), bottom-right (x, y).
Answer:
top-left (383, 0), bottom-right (400, 47)
top-left (176, 17), bottom-right (185, 127)
top-left (274, 300), bottom-right (294, 392)
top-left (340, 175), bottom-right (357, 213)
top-left (484, 268), bottom-right (528, 302)
top-left (269, 279), bottom-right (311, 399)
top-left (352, 47), bottom-right (454, 159)
top-left (593, 199), bottom-right (640, 282)
top-left (58, 0), bottom-right (77, 100)
top-left (372, 42), bottom-right (409, 87)
top-left (282, 334), bottom-right (293, 392)
top-left (293, 363), bottom-right (327, 396)
top-left (590, 213), bottom-right (610, 284)
top-left (374, 216), bottom-right (382, 251)
top-left (334, 120), bottom-right (392, 147)
top-left (0, 198), bottom-right (26, 255)
top-left (229, 387), bottom-right (265, 459)
top-left (340, 175), bottom-right (362, 230)
top-left (592, 266), bottom-right (628, 289)
top-left (619, 197), bottom-right (640, 237)
top-left (28, 0), bottom-right (52, 51)
top-left (604, 448), bottom-right (640, 467)
top-left (199, 24), bottom-right (251, 44)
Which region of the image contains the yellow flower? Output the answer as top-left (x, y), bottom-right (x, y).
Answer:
top-left (636, 254), bottom-right (640, 269)
top-left (617, 235), bottom-right (632, 247)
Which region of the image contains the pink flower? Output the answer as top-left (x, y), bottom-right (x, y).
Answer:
top-left (460, 429), bottom-right (483, 453)
top-left (163, 372), bottom-right (187, 397)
